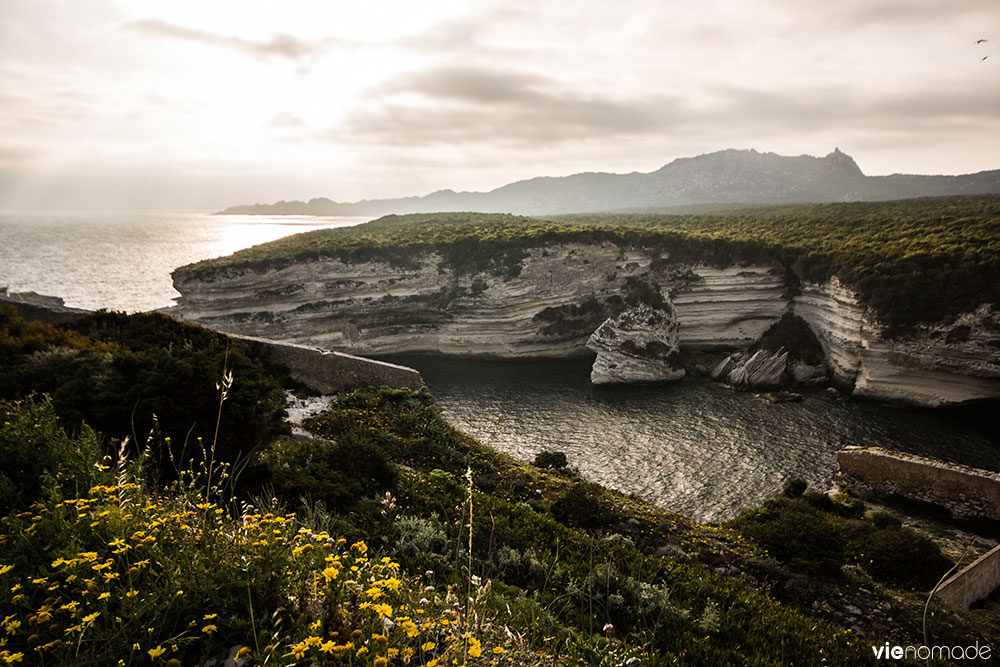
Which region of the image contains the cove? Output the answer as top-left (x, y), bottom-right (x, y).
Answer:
top-left (380, 354), bottom-right (999, 523)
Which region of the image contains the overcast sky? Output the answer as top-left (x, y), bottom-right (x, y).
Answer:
top-left (0, 0), bottom-right (997, 210)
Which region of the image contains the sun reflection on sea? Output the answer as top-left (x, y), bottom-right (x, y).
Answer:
top-left (204, 215), bottom-right (370, 259)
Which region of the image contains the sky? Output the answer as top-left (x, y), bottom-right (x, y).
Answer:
top-left (0, 0), bottom-right (997, 210)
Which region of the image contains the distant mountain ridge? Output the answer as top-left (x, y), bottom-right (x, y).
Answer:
top-left (217, 148), bottom-right (1000, 216)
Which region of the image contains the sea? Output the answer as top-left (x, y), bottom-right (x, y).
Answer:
top-left (2, 210), bottom-right (997, 522)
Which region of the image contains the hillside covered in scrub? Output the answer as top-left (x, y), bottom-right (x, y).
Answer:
top-left (1, 306), bottom-right (997, 665)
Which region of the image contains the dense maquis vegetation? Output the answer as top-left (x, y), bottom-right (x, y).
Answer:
top-left (0, 309), bottom-right (995, 664)
top-left (0, 305), bottom-right (290, 489)
top-left (178, 195), bottom-right (1000, 330)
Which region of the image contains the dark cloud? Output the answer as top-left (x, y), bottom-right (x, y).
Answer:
top-left (340, 65), bottom-right (681, 147)
top-left (122, 18), bottom-right (332, 61)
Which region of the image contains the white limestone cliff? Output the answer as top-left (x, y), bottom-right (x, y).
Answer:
top-left (171, 245), bottom-right (1000, 407)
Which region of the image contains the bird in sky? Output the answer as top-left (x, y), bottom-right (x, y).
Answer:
top-left (976, 39), bottom-right (987, 44)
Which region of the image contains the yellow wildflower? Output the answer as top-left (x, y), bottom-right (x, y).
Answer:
top-left (148, 645), bottom-right (166, 658)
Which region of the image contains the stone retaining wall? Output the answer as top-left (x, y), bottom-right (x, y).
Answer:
top-left (935, 544), bottom-right (1000, 609)
top-left (836, 446), bottom-right (1000, 520)
top-left (231, 334), bottom-right (424, 394)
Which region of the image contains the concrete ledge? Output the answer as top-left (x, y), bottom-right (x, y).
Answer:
top-left (836, 446), bottom-right (1000, 520)
top-left (231, 333), bottom-right (424, 394)
top-left (936, 544), bottom-right (1000, 609)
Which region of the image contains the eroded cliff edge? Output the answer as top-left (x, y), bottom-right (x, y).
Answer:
top-left (171, 237), bottom-right (1000, 408)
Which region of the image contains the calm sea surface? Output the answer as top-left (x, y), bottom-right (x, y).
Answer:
top-left (0, 210), bottom-right (368, 311)
top-left (3, 211), bottom-right (996, 522)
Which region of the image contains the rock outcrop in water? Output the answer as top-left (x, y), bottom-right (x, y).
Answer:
top-left (711, 349), bottom-right (788, 389)
top-left (587, 304), bottom-right (685, 384)
top-left (172, 244), bottom-right (1000, 408)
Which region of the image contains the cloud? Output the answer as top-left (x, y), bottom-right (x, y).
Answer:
top-left (122, 18), bottom-right (331, 62)
top-left (338, 65), bottom-right (681, 147)
top-left (265, 112), bottom-right (304, 129)
top-left (329, 59), bottom-right (1000, 162)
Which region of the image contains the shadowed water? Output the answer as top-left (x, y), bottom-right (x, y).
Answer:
top-left (384, 355), bottom-right (999, 523)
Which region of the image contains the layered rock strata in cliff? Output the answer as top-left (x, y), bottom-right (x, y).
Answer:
top-left (173, 245), bottom-right (787, 359)
top-left (172, 246), bottom-right (1000, 406)
top-left (793, 283), bottom-right (1000, 406)
top-left (586, 304), bottom-right (685, 384)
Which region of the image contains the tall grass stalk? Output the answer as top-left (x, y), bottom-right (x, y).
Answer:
top-left (206, 348), bottom-right (233, 502)
top-left (464, 465), bottom-right (474, 665)
top-left (923, 541), bottom-right (973, 661)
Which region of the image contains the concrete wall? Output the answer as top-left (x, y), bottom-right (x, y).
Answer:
top-left (836, 446), bottom-right (1000, 520)
top-left (231, 333), bottom-right (424, 394)
top-left (2, 296), bottom-right (424, 394)
top-left (935, 544), bottom-right (1000, 609)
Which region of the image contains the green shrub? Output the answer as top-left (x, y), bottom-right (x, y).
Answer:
top-left (802, 491), bottom-right (836, 512)
top-left (850, 526), bottom-right (952, 589)
top-left (0, 397), bottom-right (104, 513)
top-left (870, 510), bottom-right (902, 529)
top-left (533, 450), bottom-right (568, 469)
top-left (782, 479), bottom-right (808, 498)
top-left (734, 501), bottom-right (845, 578)
top-left (551, 481), bottom-right (620, 530)
top-left (262, 434), bottom-right (398, 511)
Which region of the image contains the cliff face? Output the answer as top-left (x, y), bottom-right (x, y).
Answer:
top-left (172, 244), bottom-right (1000, 407)
top-left (791, 281), bottom-right (1000, 406)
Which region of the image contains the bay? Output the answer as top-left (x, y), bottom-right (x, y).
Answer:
top-left (2, 211), bottom-right (996, 523)
top-left (384, 355), bottom-right (999, 523)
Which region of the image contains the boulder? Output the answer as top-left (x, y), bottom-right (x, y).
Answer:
top-left (713, 348), bottom-right (789, 389)
top-left (587, 303), bottom-right (685, 384)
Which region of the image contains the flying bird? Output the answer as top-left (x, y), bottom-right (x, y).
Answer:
top-left (976, 39), bottom-right (988, 44)
top-left (984, 55), bottom-right (990, 61)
